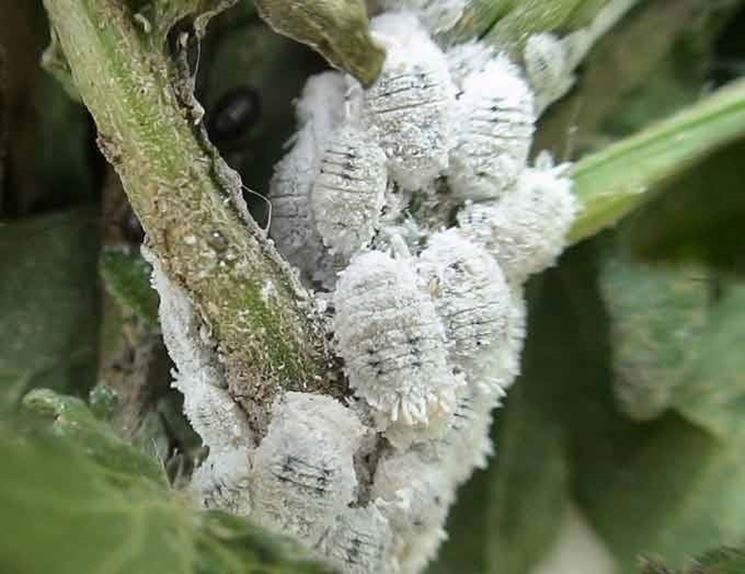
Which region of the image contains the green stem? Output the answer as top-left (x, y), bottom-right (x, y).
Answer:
top-left (569, 80), bottom-right (745, 244)
top-left (43, 0), bottom-right (335, 430)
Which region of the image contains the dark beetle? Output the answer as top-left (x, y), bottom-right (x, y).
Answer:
top-left (207, 87), bottom-right (261, 143)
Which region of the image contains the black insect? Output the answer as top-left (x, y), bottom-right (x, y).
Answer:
top-left (207, 87), bottom-right (261, 143)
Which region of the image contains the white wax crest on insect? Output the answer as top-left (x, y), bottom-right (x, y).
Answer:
top-left (457, 156), bottom-right (578, 283)
top-left (333, 249), bottom-right (462, 426)
top-left (365, 13), bottom-right (456, 191)
top-left (448, 54), bottom-right (536, 200)
top-left (311, 124), bottom-right (388, 258)
top-left (249, 392), bottom-right (366, 544)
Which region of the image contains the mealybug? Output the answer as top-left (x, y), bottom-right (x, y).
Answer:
top-left (524, 33), bottom-right (573, 113)
top-left (317, 506), bottom-right (395, 574)
top-left (333, 249), bottom-right (461, 426)
top-left (311, 124), bottom-right (388, 258)
top-left (269, 72), bottom-right (348, 281)
top-left (190, 448), bottom-right (252, 516)
top-left (250, 392), bottom-right (366, 543)
top-left (457, 157), bottom-right (578, 283)
top-left (417, 228), bottom-right (513, 395)
top-left (365, 13), bottom-right (456, 191)
top-left (448, 55), bottom-right (535, 200)
top-left (446, 40), bottom-right (495, 89)
top-left (372, 450), bottom-right (453, 574)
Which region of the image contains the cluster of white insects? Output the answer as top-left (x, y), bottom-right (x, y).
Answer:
top-left (149, 3), bottom-right (591, 573)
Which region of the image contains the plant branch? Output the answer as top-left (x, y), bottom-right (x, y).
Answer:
top-left (569, 79), bottom-right (745, 244)
top-left (42, 0), bottom-right (336, 431)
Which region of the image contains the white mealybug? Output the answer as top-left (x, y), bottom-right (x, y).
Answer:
top-left (311, 124), bottom-right (388, 258)
top-left (457, 156), bottom-right (578, 283)
top-left (190, 448), bottom-right (252, 516)
top-left (317, 505), bottom-right (395, 574)
top-left (524, 32), bottom-right (574, 113)
top-left (415, 387), bottom-right (498, 486)
top-left (333, 249), bottom-right (461, 426)
top-left (365, 13), bottom-right (456, 190)
top-left (250, 392), bottom-right (366, 544)
top-left (269, 72), bottom-right (348, 281)
top-left (417, 228), bottom-right (514, 395)
top-left (372, 450), bottom-right (454, 574)
top-left (379, 0), bottom-right (466, 34)
top-left (446, 40), bottom-right (495, 89)
top-left (448, 55), bottom-right (535, 200)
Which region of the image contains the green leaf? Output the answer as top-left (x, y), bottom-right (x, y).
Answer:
top-left (673, 283), bottom-right (745, 438)
top-left (599, 255), bottom-right (711, 421)
top-left (569, 80), bottom-right (745, 243)
top-left (99, 246), bottom-right (159, 329)
top-left (0, 209), bottom-right (100, 406)
top-left (1, 394), bottom-right (336, 574)
top-left (532, 246), bottom-right (745, 574)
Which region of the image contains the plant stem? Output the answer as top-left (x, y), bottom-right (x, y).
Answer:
top-left (43, 0), bottom-right (336, 431)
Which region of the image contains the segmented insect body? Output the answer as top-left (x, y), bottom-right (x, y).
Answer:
top-left (311, 124), bottom-right (388, 258)
top-left (448, 55), bottom-right (535, 200)
top-left (524, 32), bottom-right (573, 114)
top-left (318, 506), bottom-right (395, 574)
top-left (457, 160), bottom-right (578, 283)
top-left (379, 0), bottom-right (466, 33)
top-left (417, 228), bottom-right (514, 395)
top-left (365, 13), bottom-right (456, 191)
top-left (333, 250), bottom-right (461, 426)
top-left (372, 450), bottom-right (454, 574)
top-left (250, 392), bottom-right (366, 543)
top-left (269, 72), bottom-right (348, 280)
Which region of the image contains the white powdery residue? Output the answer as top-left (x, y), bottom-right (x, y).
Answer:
top-left (333, 250), bottom-right (462, 426)
top-left (445, 40), bottom-right (496, 88)
top-left (249, 392), bottom-right (366, 544)
top-left (268, 71), bottom-right (348, 282)
top-left (379, 0), bottom-right (466, 34)
top-left (365, 12), bottom-right (456, 191)
top-left (144, 248), bottom-right (253, 511)
top-left (311, 124), bottom-right (388, 259)
top-left (457, 159), bottom-right (578, 284)
top-left (417, 228), bottom-right (515, 395)
top-left (372, 449), bottom-right (455, 574)
top-left (448, 54), bottom-right (535, 200)
top-left (317, 505), bottom-right (396, 574)
top-left (524, 33), bottom-right (574, 114)
top-left (144, 248), bottom-right (252, 453)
